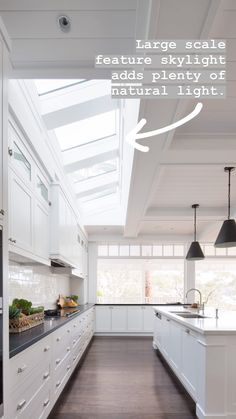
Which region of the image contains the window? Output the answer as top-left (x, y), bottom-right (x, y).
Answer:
top-left (195, 260), bottom-right (236, 310)
top-left (97, 259), bottom-right (184, 304)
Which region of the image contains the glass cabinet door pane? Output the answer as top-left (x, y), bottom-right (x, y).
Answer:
top-left (13, 141), bottom-right (31, 181)
top-left (37, 176), bottom-right (49, 202)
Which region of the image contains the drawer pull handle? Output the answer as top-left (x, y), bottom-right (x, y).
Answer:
top-left (43, 372), bottom-right (49, 379)
top-left (56, 337), bottom-right (61, 342)
top-left (17, 365), bottom-right (27, 373)
top-left (67, 347), bottom-right (70, 352)
top-left (43, 399), bottom-right (50, 407)
top-left (56, 358), bottom-right (61, 365)
top-left (185, 329), bottom-right (190, 334)
top-left (166, 319), bottom-right (170, 322)
top-left (56, 381), bottom-right (61, 388)
top-left (67, 329), bottom-right (71, 333)
top-left (44, 346), bottom-right (50, 352)
top-left (67, 365), bottom-right (71, 371)
top-left (73, 356), bottom-right (76, 361)
top-left (17, 399), bottom-right (26, 410)
top-left (73, 324), bottom-right (76, 328)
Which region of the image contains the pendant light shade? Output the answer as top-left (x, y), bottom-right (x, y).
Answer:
top-left (215, 167), bottom-right (236, 248)
top-left (186, 204), bottom-right (205, 260)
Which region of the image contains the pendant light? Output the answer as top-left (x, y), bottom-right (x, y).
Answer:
top-left (186, 204), bottom-right (205, 260)
top-left (215, 167), bottom-right (236, 248)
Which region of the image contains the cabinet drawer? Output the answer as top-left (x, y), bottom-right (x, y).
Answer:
top-left (10, 380), bottom-right (51, 419)
top-left (54, 355), bottom-right (71, 396)
top-left (10, 336), bottom-right (52, 392)
top-left (10, 360), bottom-right (51, 415)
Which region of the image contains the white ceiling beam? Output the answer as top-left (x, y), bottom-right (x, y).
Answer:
top-left (124, 0), bottom-right (223, 238)
top-left (76, 181), bottom-right (118, 199)
top-left (43, 95), bottom-right (118, 130)
top-left (145, 207), bottom-right (226, 221)
top-left (64, 149), bottom-right (118, 173)
top-left (160, 150), bottom-right (236, 166)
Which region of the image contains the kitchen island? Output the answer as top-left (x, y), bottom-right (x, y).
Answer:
top-left (153, 305), bottom-right (236, 419)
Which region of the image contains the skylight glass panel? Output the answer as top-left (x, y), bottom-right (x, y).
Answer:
top-left (80, 186), bottom-right (117, 203)
top-left (55, 110), bottom-right (116, 151)
top-left (34, 79), bottom-right (84, 95)
top-left (69, 159), bottom-right (118, 183)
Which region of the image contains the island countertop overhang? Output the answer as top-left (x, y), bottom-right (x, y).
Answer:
top-left (153, 305), bottom-right (236, 335)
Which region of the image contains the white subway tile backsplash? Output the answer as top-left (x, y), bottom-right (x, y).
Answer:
top-left (9, 262), bottom-right (71, 309)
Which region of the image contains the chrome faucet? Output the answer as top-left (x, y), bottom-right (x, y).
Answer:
top-left (186, 288), bottom-right (202, 308)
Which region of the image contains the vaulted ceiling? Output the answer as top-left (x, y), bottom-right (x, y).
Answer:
top-left (1, 0), bottom-right (236, 242)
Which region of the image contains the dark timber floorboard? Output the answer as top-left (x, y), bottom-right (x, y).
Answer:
top-left (49, 337), bottom-right (197, 419)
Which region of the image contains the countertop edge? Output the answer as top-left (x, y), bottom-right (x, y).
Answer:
top-left (153, 306), bottom-right (236, 335)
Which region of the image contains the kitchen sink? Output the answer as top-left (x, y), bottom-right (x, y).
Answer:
top-left (175, 313), bottom-right (206, 319)
top-left (170, 310), bottom-right (191, 314)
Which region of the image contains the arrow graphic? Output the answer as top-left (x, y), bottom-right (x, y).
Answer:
top-left (126, 102), bottom-right (203, 152)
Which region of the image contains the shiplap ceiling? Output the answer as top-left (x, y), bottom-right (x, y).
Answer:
top-left (1, 0), bottom-right (236, 241)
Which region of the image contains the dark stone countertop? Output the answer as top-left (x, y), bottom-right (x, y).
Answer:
top-left (96, 303), bottom-right (183, 306)
top-left (9, 303), bottom-right (95, 358)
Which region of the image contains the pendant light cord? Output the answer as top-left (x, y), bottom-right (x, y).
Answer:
top-left (228, 169), bottom-right (231, 220)
top-left (194, 206), bottom-right (197, 241)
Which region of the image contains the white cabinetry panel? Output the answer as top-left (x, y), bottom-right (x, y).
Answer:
top-left (9, 170), bottom-right (33, 253)
top-left (181, 328), bottom-right (198, 398)
top-left (111, 307), bottom-right (127, 332)
top-left (127, 307), bottom-right (143, 332)
top-left (34, 201), bottom-right (49, 260)
top-left (143, 306), bottom-right (154, 332)
top-left (95, 306), bottom-right (154, 334)
top-left (95, 306), bottom-right (112, 332)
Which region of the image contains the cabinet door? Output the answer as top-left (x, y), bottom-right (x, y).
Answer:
top-left (111, 307), bottom-right (127, 332)
top-left (95, 307), bottom-right (112, 332)
top-left (161, 316), bottom-right (171, 359)
top-left (169, 321), bottom-right (182, 372)
top-left (34, 200), bottom-right (49, 260)
top-left (153, 314), bottom-right (163, 349)
top-left (181, 328), bottom-right (198, 398)
top-left (127, 307), bottom-right (143, 332)
top-left (9, 170), bottom-right (33, 253)
top-left (143, 306), bottom-right (154, 332)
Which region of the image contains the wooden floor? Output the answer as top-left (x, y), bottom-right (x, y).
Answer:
top-left (49, 337), bottom-right (197, 419)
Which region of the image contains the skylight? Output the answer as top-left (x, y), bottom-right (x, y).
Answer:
top-left (55, 110), bottom-right (116, 151)
top-left (33, 78), bottom-right (123, 221)
top-left (69, 159), bottom-right (118, 183)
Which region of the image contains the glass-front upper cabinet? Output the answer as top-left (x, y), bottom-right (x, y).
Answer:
top-left (12, 141), bottom-right (31, 181)
top-left (9, 122), bottom-right (33, 185)
top-left (36, 174), bottom-right (49, 204)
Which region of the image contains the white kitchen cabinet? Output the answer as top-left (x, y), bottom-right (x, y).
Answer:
top-left (181, 327), bottom-right (198, 398)
top-left (153, 312), bottom-right (163, 349)
top-left (50, 184), bottom-right (85, 270)
top-left (95, 306), bottom-right (154, 334)
top-left (34, 200), bottom-right (49, 260)
top-left (161, 315), bottom-right (171, 359)
top-left (8, 307), bottom-right (95, 419)
top-left (127, 306), bottom-right (143, 332)
top-left (95, 306), bottom-right (112, 332)
top-left (169, 320), bottom-right (182, 373)
top-left (111, 306), bottom-right (127, 332)
top-left (143, 306), bottom-right (154, 332)
top-left (8, 120), bottom-right (51, 264)
top-left (9, 169), bottom-right (33, 253)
